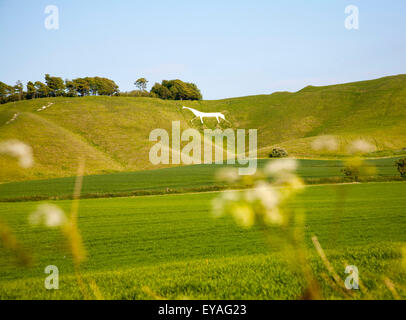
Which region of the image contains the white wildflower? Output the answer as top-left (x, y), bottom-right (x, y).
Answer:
top-left (29, 204), bottom-right (67, 227)
top-left (216, 168), bottom-right (239, 183)
top-left (265, 159), bottom-right (298, 176)
top-left (0, 140), bottom-right (33, 168)
top-left (222, 191), bottom-right (239, 201)
top-left (231, 204), bottom-right (254, 227)
top-left (311, 136), bottom-right (338, 151)
top-left (212, 191), bottom-right (239, 217)
top-left (264, 207), bottom-right (284, 225)
top-left (212, 160), bottom-right (303, 229)
top-left (211, 197), bottom-right (225, 217)
top-left (276, 173), bottom-right (305, 190)
top-left (348, 139), bottom-right (376, 154)
top-left (248, 181), bottom-right (279, 210)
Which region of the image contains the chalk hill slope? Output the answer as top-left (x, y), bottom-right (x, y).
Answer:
top-left (1, 74), bottom-right (406, 181)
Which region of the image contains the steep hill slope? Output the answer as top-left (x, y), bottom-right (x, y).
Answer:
top-left (1, 75), bottom-right (406, 182)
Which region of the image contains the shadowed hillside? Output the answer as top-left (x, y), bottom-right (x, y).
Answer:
top-left (1, 74), bottom-right (406, 182)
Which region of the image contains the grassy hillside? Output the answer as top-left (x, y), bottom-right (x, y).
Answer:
top-left (1, 74), bottom-right (406, 182)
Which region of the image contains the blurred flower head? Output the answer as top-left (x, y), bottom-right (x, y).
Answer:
top-left (265, 159), bottom-right (298, 176)
top-left (276, 174), bottom-right (305, 196)
top-left (212, 157), bottom-right (304, 228)
top-left (216, 167), bottom-right (239, 183)
top-left (348, 139), bottom-right (376, 154)
top-left (231, 204), bottom-right (255, 227)
top-left (212, 191), bottom-right (237, 217)
top-left (0, 140), bottom-right (33, 168)
top-left (264, 207), bottom-right (283, 225)
top-left (311, 136), bottom-right (339, 152)
top-left (29, 204), bottom-right (67, 228)
top-left (246, 181), bottom-right (280, 210)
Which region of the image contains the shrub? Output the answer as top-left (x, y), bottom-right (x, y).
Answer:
top-left (150, 83), bottom-right (172, 99)
top-left (151, 79), bottom-right (202, 100)
top-left (269, 148), bottom-right (288, 158)
top-left (341, 166), bottom-right (360, 181)
top-left (395, 158), bottom-right (406, 178)
top-left (119, 90), bottom-right (151, 97)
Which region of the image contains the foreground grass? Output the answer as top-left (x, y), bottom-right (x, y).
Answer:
top-left (1, 247), bottom-right (405, 300)
top-left (1, 182), bottom-right (405, 299)
top-left (0, 157), bottom-right (403, 202)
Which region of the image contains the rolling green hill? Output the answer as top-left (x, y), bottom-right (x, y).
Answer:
top-left (1, 74), bottom-right (406, 182)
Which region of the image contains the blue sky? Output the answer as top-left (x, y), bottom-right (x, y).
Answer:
top-left (0, 0), bottom-right (405, 99)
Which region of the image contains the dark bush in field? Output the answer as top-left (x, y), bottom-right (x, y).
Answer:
top-left (395, 158), bottom-right (406, 178)
top-left (269, 147), bottom-right (288, 158)
top-left (341, 166), bottom-right (360, 181)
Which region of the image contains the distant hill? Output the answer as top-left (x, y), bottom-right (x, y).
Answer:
top-left (1, 74), bottom-right (406, 182)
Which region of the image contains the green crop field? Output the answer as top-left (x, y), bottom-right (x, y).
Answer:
top-left (0, 182), bottom-right (405, 299)
top-left (0, 157), bottom-right (403, 202)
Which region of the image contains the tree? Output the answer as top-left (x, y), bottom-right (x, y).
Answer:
top-left (150, 83), bottom-right (172, 99)
top-left (134, 78), bottom-right (148, 91)
top-left (0, 81), bottom-right (13, 101)
top-left (85, 77), bottom-right (98, 95)
top-left (151, 79), bottom-right (202, 100)
top-left (71, 78), bottom-right (90, 96)
top-left (186, 82), bottom-right (203, 100)
top-left (65, 79), bottom-right (78, 97)
top-left (0, 74), bottom-right (121, 104)
top-left (94, 77), bottom-right (119, 95)
top-left (0, 82), bottom-right (15, 104)
top-left (395, 158), bottom-right (406, 178)
top-left (45, 74), bottom-right (65, 96)
top-left (26, 81), bottom-right (36, 99)
top-left (34, 81), bottom-right (49, 98)
top-left (66, 77), bottom-right (118, 96)
top-left (14, 81), bottom-right (24, 101)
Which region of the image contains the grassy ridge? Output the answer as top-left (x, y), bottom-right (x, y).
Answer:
top-left (0, 182), bottom-right (405, 299)
top-left (1, 75), bottom-right (406, 182)
top-left (0, 157), bottom-right (403, 202)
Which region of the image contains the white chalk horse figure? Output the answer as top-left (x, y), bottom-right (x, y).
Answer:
top-left (182, 106), bottom-right (227, 124)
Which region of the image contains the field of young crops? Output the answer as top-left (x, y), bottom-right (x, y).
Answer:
top-left (1, 181), bottom-right (405, 299)
top-left (0, 157), bottom-right (402, 201)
